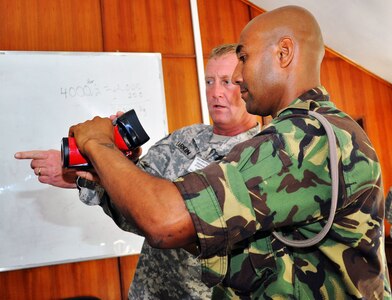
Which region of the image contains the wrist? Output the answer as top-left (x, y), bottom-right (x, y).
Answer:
top-left (83, 138), bottom-right (116, 156)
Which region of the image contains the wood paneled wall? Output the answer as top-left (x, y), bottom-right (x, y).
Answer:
top-left (0, 259), bottom-right (122, 300)
top-left (321, 50), bottom-right (392, 189)
top-left (0, 1), bottom-right (391, 299)
top-left (0, 1), bottom-right (103, 51)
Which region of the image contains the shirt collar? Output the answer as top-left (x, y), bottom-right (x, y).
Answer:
top-left (276, 86), bottom-right (333, 117)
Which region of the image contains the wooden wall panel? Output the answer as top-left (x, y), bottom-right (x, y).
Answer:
top-left (249, 4), bottom-right (264, 18)
top-left (162, 57), bottom-right (202, 131)
top-left (197, 0), bottom-right (251, 55)
top-left (321, 51), bottom-right (392, 190)
top-left (0, 0), bottom-right (102, 51)
top-left (101, 0), bottom-right (194, 55)
top-left (0, 258), bottom-right (121, 300)
top-left (118, 255), bottom-right (139, 300)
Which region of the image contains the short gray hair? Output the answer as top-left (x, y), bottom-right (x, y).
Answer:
top-left (208, 43), bottom-right (237, 59)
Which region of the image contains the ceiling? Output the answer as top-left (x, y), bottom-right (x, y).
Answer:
top-left (248, 0), bottom-right (392, 84)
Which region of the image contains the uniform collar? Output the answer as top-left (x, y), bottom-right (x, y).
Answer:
top-left (276, 86), bottom-right (333, 117)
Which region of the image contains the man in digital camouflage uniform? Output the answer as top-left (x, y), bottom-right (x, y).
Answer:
top-left (34, 5), bottom-right (392, 299)
top-left (15, 44), bottom-right (260, 299)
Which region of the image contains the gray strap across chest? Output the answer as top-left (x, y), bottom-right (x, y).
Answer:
top-left (272, 110), bottom-right (339, 247)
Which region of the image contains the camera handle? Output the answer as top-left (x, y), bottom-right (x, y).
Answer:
top-left (272, 110), bottom-right (339, 248)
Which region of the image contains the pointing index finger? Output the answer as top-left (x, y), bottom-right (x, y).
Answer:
top-left (14, 150), bottom-right (48, 160)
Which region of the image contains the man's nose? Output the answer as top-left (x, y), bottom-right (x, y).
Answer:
top-left (210, 83), bottom-right (223, 98)
top-left (232, 63), bottom-right (242, 86)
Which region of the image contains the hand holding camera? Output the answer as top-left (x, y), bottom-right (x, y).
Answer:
top-left (62, 109), bottom-right (149, 168)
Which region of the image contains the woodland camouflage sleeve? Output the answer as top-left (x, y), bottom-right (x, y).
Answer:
top-left (174, 116), bottom-right (339, 286)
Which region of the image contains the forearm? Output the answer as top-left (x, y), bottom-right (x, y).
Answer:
top-left (83, 139), bottom-right (196, 248)
top-left (98, 189), bottom-right (144, 235)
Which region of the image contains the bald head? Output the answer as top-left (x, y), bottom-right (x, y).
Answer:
top-left (232, 6), bottom-right (325, 117)
top-left (244, 6), bottom-right (324, 63)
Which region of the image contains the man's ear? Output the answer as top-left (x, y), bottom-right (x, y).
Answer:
top-left (278, 37), bottom-right (294, 68)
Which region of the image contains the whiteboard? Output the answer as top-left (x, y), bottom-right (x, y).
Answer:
top-left (0, 51), bottom-right (168, 271)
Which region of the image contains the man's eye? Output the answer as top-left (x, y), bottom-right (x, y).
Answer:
top-left (206, 79), bottom-right (213, 85)
top-left (238, 55), bottom-right (246, 62)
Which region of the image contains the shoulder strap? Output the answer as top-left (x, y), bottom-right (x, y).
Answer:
top-left (272, 110), bottom-right (339, 247)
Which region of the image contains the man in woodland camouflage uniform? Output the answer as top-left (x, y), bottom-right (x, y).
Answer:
top-left (22, 5), bottom-right (391, 299)
top-left (15, 44), bottom-right (260, 299)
